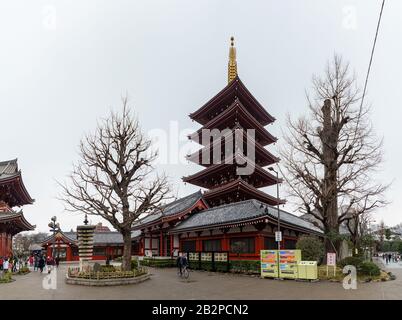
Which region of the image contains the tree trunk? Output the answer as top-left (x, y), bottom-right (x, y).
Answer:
top-left (122, 230), bottom-right (132, 271)
top-left (321, 99), bottom-right (339, 259)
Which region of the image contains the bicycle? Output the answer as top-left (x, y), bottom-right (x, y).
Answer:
top-left (177, 265), bottom-right (190, 279)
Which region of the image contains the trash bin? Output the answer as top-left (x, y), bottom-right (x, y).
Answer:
top-left (297, 261), bottom-right (318, 280)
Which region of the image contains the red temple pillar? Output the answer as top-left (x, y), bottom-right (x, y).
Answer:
top-left (7, 234), bottom-right (12, 256)
top-left (66, 246), bottom-right (72, 261)
top-left (170, 235), bottom-right (173, 257)
top-left (139, 237), bottom-right (144, 255)
top-left (222, 233), bottom-right (229, 251)
top-left (196, 239), bottom-right (202, 252)
top-left (159, 231), bottom-right (163, 256)
top-left (0, 233), bottom-right (4, 256)
top-left (255, 234), bottom-right (264, 255)
top-left (150, 233), bottom-right (153, 253)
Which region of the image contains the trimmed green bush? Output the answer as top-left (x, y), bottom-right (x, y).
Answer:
top-left (338, 256), bottom-right (364, 269)
top-left (141, 258), bottom-right (176, 268)
top-left (359, 261), bottom-right (380, 276)
top-left (229, 260), bottom-right (260, 274)
top-left (296, 235), bottom-right (325, 263)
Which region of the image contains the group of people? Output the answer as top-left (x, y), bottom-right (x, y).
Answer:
top-left (381, 252), bottom-right (401, 264)
top-left (28, 254), bottom-right (60, 273)
top-left (0, 256), bottom-right (23, 273)
top-left (0, 253), bottom-right (62, 274)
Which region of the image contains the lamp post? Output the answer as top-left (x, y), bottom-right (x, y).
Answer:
top-left (48, 216), bottom-right (60, 259)
top-left (268, 167), bottom-right (281, 250)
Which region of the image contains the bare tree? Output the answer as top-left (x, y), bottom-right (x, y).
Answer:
top-left (280, 55), bottom-right (388, 256)
top-left (59, 97), bottom-right (171, 270)
top-left (345, 209), bottom-right (372, 255)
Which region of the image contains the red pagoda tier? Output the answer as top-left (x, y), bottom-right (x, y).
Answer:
top-left (184, 38), bottom-right (285, 208)
top-left (0, 159), bottom-right (35, 257)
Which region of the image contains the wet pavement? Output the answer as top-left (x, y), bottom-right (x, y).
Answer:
top-left (0, 262), bottom-right (401, 300)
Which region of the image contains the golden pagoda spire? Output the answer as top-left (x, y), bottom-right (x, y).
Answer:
top-left (228, 36), bottom-right (237, 83)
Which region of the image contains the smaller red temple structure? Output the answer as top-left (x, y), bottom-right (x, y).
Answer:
top-left (41, 225), bottom-right (125, 261)
top-left (0, 159), bottom-right (35, 257)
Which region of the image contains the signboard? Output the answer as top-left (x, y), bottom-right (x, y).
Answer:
top-left (326, 252), bottom-right (336, 277)
top-left (189, 252), bottom-right (199, 261)
top-left (278, 250), bottom-right (301, 279)
top-left (327, 253), bottom-right (336, 266)
top-left (214, 252), bottom-right (228, 262)
top-left (260, 250), bottom-right (278, 278)
top-left (275, 231), bottom-right (282, 242)
top-left (201, 252), bottom-right (212, 261)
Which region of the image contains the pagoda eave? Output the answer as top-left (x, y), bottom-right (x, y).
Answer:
top-left (0, 211), bottom-right (35, 234)
top-left (0, 172), bottom-right (35, 207)
top-left (190, 76), bottom-right (275, 126)
top-left (183, 157), bottom-right (282, 189)
top-left (189, 99), bottom-right (277, 146)
top-left (203, 178), bottom-right (285, 207)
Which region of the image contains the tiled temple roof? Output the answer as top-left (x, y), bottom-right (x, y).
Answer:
top-left (131, 191), bottom-right (204, 229)
top-left (170, 199), bottom-right (322, 234)
top-left (42, 231), bottom-right (125, 246)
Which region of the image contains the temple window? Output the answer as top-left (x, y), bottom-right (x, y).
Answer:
top-left (203, 239), bottom-right (221, 252)
top-left (181, 240), bottom-right (196, 252)
top-left (230, 237), bottom-right (255, 254)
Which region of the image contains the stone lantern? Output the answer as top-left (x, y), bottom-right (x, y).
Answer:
top-left (77, 214), bottom-right (96, 271)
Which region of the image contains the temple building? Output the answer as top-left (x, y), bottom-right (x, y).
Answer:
top-left (131, 38), bottom-right (323, 260)
top-left (0, 159), bottom-right (35, 257)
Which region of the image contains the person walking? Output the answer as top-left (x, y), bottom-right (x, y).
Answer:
top-left (3, 258), bottom-right (10, 273)
top-left (38, 255), bottom-right (45, 273)
top-left (3, 258), bottom-right (9, 273)
top-left (55, 256), bottom-right (60, 268)
top-left (34, 255), bottom-right (38, 271)
top-left (176, 253), bottom-right (183, 275)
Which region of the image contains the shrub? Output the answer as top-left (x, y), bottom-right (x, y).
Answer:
top-left (338, 256), bottom-right (364, 269)
top-left (0, 272), bottom-right (13, 283)
top-left (100, 265), bottom-right (116, 272)
top-left (359, 261), bottom-right (380, 276)
top-left (141, 258), bottom-right (176, 268)
top-left (229, 260), bottom-right (260, 274)
top-left (296, 236), bottom-right (325, 263)
top-left (131, 258), bottom-right (139, 270)
top-left (13, 266), bottom-right (30, 275)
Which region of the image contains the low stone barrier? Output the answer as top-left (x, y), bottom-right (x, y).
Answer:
top-left (65, 273), bottom-right (150, 286)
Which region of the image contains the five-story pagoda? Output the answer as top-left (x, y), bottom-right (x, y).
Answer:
top-left (184, 37), bottom-right (284, 207)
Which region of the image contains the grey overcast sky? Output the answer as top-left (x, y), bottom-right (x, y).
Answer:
top-left (1, 0), bottom-right (401, 233)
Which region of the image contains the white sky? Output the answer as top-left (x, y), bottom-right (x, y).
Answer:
top-left (1, 0), bottom-right (401, 233)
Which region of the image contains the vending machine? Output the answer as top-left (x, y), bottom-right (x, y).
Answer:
top-left (278, 250), bottom-right (301, 279)
top-left (260, 250), bottom-right (278, 278)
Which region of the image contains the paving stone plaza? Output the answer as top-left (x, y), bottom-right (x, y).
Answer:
top-left (1, 259), bottom-right (402, 300)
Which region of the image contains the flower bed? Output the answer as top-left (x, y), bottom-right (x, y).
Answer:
top-left (66, 265), bottom-right (150, 286)
top-left (67, 266), bottom-right (147, 279)
top-left (13, 267), bottom-right (30, 276)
